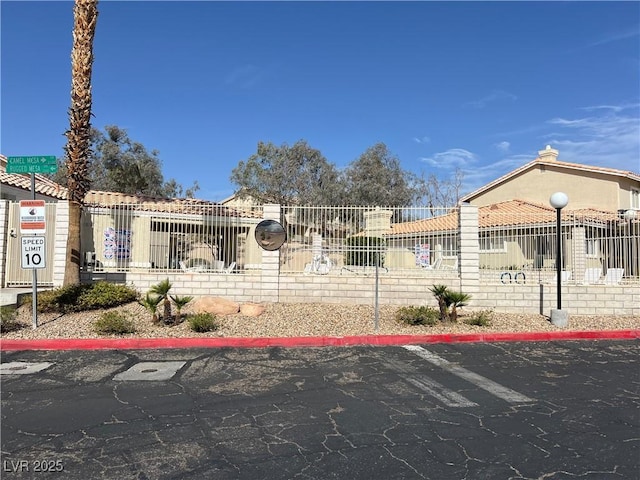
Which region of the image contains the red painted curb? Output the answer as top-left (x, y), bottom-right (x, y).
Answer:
top-left (1, 330), bottom-right (638, 351)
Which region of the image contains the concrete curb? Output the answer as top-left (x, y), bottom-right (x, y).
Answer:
top-left (1, 330), bottom-right (638, 351)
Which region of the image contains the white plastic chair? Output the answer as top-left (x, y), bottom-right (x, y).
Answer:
top-left (601, 268), bottom-right (623, 285)
top-left (583, 267), bottom-right (602, 284)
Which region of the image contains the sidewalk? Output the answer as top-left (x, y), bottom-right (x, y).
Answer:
top-left (0, 287), bottom-right (35, 307)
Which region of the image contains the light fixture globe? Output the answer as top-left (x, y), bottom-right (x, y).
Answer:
top-left (549, 192), bottom-right (568, 209)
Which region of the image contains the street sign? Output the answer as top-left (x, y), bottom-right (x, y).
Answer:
top-left (21, 236), bottom-right (46, 269)
top-left (19, 200), bottom-right (46, 234)
top-left (7, 156), bottom-right (58, 174)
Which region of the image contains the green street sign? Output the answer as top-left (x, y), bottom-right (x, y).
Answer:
top-left (6, 156), bottom-right (58, 174)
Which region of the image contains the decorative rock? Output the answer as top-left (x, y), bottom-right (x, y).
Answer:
top-left (191, 297), bottom-right (240, 316)
top-left (240, 303), bottom-right (266, 317)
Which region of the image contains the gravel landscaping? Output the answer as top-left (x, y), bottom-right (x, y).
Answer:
top-left (2, 302), bottom-right (639, 340)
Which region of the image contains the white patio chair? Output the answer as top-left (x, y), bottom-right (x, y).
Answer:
top-left (583, 267), bottom-right (602, 284)
top-left (601, 268), bottom-right (624, 285)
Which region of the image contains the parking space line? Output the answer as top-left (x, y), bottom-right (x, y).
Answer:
top-left (385, 357), bottom-right (477, 407)
top-left (402, 345), bottom-right (534, 404)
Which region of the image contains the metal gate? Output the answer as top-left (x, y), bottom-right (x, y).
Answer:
top-left (5, 202), bottom-right (57, 287)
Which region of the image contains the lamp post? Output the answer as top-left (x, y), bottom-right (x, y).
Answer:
top-left (549, 192), bottom-right (569, 326)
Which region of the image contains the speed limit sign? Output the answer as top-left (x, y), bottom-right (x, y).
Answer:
top-left (21, 236), bottom-right (46, 269)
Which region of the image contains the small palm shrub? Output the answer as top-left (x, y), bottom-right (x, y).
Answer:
top-left (443, 290), bottom-right (471, 323)
top-left (94, 311), bottom-right (136, 335)
top-left (396, 306), bottom-right (439, 326)
top-left (429, 285), bottom-right (472, 322)
top-left (170, 295), bottom-right (194, 324)
top-left (139, 293), bottom-right (162, 324)
top-left (464, 310), bottom-right (493, 327)
top-left (0, 306), bottom-right (23, 333)
top-left (187, 313), bottom-right (219, 333)
top-left (149, 279), bottom-right (173, 322)
top-left (429, 284), bottom-right (450, 322)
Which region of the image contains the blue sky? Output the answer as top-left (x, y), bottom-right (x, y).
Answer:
top-left (2, 1), bottom-right (639, 202)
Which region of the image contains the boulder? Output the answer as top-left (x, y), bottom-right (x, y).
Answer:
top-left (191, 297), bottom-right (240, 316)
top-left (240, 303), bottom-right (265, 317)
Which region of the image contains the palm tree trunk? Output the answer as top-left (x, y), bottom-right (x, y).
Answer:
top-left (64, 0), bottom-right (98, 286)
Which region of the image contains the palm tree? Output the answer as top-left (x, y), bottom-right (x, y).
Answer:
top-left (139, 293), bottom-right (162, 324)
top-left (149, 279), bottom-right (173, 323)
top-left (443, 290), bottom-right (471, 323)
top-left (63, 0), bottom-right (99, 286)
top-left (170, 295), bottom-right (194, 324)
top-left (429, 284), bottom-right (450, 322)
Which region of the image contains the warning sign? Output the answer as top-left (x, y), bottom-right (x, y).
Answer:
top-left (19, 200), bottom-right (46, 234)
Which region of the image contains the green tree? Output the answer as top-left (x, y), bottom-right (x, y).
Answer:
top-left (53, 125), bottom-right (199, 198)
top-left (63, 0), bottom-right (98, 286)
top-left (230, 140), bottom-right (344, 205)
top-left (342, 143), bottom-right (415, 206)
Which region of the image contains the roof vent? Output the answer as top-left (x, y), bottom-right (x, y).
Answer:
top-left (538, 145), bottom-right (559, 161)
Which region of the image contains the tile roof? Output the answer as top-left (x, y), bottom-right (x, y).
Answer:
top-left (84, 190), bottom-right (262, 218)
top-left (385, 199), bottom-right (621, 236)
top-left (0, 171), bottom-right (68, 200)
top-left (0, 167), bottom-right (261, 219)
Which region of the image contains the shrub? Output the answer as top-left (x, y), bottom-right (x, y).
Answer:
top-left (344, 236), bottom-right (386, 267)
top-left (0, 306), bottom-right (23, 333)
top-left (395, 306), bottom-right (439, 326)
top-left (464, 310), bottom-right (492, 327)
top-left (94, 311), bottom-right (136, 335)
top-left (187, 313), bottom-right (219, 333)
top-left (24, 282), bottom-right (139, 313)
top-left (77, 281), bottom-right (139, 310)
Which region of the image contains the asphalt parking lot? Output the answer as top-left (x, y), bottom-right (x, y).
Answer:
top-left (2, 340), bottom-right (639, 479)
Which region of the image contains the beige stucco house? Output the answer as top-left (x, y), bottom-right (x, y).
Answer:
top-left (461, 145), bottom-right (640, 212)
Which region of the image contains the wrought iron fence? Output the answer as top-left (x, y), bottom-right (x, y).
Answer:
top-left (82, 201), bottom-right (263, 273)
top-left (279, 205), bottom-right (460, 276)
top-left (477, 207), bottom-right (639, 285)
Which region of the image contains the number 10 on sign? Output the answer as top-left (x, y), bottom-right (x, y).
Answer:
top-left (21, 236), bottom-right (46, 269)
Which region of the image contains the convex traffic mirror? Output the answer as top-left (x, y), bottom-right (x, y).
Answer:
top-left (254, 220), bottom-right (286, 251)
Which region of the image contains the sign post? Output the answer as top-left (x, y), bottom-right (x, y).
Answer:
top-left (8, 155), bottom-right (56, 328)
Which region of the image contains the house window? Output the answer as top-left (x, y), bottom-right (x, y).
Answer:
top-left (632, 188), bottom-right (640, 210)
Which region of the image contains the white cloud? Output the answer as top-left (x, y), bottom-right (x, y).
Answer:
top-left (461, 155), bottom-right (532, 195)
top-left (413, 136), bottom-right (431, 144)
top-left (588, 26), bottom-right (640, 47)
top-left (420, 148), bottom-right (477, 169)
top-left (545, 107), bottom-right (640, 170)
top-left (495, 141), bottom-right (510, 153)
top-left (465, 90), bottom-right (518, 109)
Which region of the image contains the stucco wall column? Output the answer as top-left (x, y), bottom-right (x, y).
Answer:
top-left (52, 201), bottom-right (70, 287)
top-left (459, 203), bottom-right (480, 298)
top-left (0, 200), bottom-right (9, 288)
top-left (571, 227), bottom-right (586, 284)
top-left (261, 204), bottom-right (281, 302)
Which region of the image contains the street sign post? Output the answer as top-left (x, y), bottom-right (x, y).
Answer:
top-left (21, 236), bottom-right (46, 270)
top-left (6, 156), bottom-right (58, 174)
